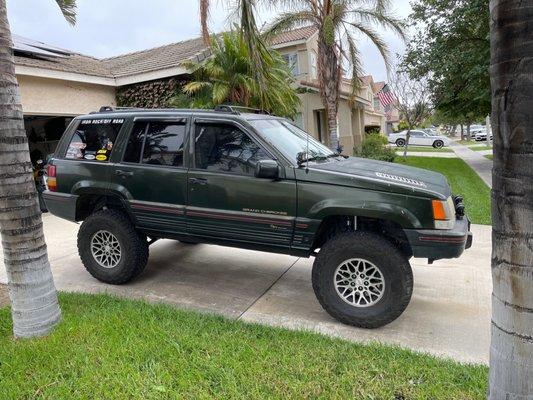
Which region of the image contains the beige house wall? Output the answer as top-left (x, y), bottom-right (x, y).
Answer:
top-left (18, 75), bottom-right (116, 116)
top-left (297, 92), bottom-right (364, 154)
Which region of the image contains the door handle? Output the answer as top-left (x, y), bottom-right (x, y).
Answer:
top-left (189, 177), bottom-right (208, 185)
top-left (115, 169), bottom-right (133, 177)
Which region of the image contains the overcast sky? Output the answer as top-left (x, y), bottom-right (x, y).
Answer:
top-left (7, 0), bottom-right (412, 81)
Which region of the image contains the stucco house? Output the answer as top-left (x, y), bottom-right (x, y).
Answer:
top-left (14, 29), bottom-right (387, 159)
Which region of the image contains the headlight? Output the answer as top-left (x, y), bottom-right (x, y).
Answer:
top-left (432, 197), bottom-right (455, 229)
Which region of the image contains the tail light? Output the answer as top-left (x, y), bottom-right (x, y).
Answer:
top-left (46, 164), bottom-right (57, 192)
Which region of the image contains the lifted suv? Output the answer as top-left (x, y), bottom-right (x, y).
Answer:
top-left (44, 106), bottom-right (472, 328)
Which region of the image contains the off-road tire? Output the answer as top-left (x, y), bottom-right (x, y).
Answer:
top-left (312, 231), bottom-right (413, 328)
top-left (433, 140), bottom-right (444, 149)
top-left (395, 138), bottom-right (405, 147)
top-left (78, 209), bottom-right (149, 284)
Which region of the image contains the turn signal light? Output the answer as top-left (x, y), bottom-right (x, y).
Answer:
top-left (432, 199), bottom-right (447, 220)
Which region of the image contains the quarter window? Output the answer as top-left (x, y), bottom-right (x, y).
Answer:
top-left (65, 119), bottom-right (123, 161)
top-left (194, 123), bottom-right (270, 176)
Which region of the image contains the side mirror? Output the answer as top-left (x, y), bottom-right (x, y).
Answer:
top-left (255, 159), bottom-right (279, 179)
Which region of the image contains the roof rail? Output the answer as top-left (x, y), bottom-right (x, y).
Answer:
top-left (214, 105), bottom-right (270, 115)
top-left (97, 106), bottom-right (145, 113)
top-left (92, 105), bottom-right (272, 115)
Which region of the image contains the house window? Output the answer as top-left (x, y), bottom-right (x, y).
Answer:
top-left (282, 52), bottom-right (299, 75)
top-left (310, 52), bottom-right (317, 79)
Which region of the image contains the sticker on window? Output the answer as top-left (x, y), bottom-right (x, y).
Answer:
top-left (65, 120), bottom-right (122, 161)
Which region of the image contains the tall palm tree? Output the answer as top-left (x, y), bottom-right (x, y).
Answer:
top-left (263, 0), bottom-right (404, 151)
top-left (0, 0), bottom-right (76, 338)
top-left (489, 1), bottom-right (533, 398)
top-left (200, 0), bottom-right (271, 94)
top-left (177, 31), bottom-right (300, 117)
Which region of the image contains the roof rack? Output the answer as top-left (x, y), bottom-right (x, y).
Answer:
top-left (93, 105), bottom-right (271, 115)
top-left (214, 105), bottom-right (270, 115)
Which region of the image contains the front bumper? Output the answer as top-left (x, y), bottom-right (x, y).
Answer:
top-left (404, 217), bottom-right (473, 262)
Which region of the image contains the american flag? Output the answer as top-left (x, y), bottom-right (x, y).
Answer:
top-left (377, 84), bottom-right (395, 107)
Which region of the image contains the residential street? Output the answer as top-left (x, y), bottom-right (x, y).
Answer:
top-left (0, 214), bottom-right (491, 365)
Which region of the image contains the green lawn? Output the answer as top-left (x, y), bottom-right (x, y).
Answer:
top-left (397, 146), bottom-right (454, 153)
top-left (0, 293), bottom-right (487, 399)
top-left (469, 145), bottom-right (493, 151)
top-left (485, 154), bottom-right (493, 160)
top-left (396, 157), bottom-right (491, 225)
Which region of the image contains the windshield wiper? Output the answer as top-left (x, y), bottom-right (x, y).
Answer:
top-left (296, 151), bottom-right (327, 166)
top-left (327, 153), bottom-right (341, 158)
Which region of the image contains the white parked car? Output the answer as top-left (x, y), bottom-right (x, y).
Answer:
top-left (388, 129), bottom-right (450, 149)
top-left (475, 130), bottom-right (493, 141)
top-left (469, 126), bottom-right (486, 139)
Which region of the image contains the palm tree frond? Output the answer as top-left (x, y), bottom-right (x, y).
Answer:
top-left (344, 21), bottom-right (392, 73)
top-left (183, 81), bottom-right (212, 95)
top-left (55, 0), bottom-right (76, 25)
top-left (262, 11), bottom-right (317, 40)
top-left (349, 8), bottom-right (406, 40)
top-left (343, 32), bottom-right (363, 101)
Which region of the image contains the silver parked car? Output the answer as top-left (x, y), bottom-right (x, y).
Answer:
top-left (388, 129), bottom-right (451, 149)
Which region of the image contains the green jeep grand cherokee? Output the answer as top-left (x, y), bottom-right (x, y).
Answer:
top-left (43, 106), bottom-right (472, 328)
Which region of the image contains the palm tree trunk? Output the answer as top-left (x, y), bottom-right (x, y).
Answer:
top-left (489, 0), bottom-right (533, 398)
top-left (317, 35), bottom-right (340, 152)
top-left (0, 0), bottom-right (61, 338)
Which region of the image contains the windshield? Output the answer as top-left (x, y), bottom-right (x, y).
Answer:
top-left (249, 119), bottom-right (335, 163)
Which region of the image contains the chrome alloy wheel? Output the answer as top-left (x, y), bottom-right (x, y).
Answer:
top-left (90, 230), bottom-right (122, 269)
top-left (334, 258), bottom-right (385, 307)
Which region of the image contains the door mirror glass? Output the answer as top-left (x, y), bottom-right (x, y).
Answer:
top-left (255, 159), bottom-right (279, 179)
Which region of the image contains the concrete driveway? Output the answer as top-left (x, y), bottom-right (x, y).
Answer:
top-left (0, 214), bottom-right (492, 365)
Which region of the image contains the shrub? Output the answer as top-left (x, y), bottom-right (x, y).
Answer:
top-left (355, 133), bottom-right (396, 162)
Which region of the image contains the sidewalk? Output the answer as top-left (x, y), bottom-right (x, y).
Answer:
top-left (451, 142), bottom-right (493, 188)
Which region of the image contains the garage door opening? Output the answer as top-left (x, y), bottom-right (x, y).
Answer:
top-left (24, 115), bottom-right (73, 164)
top-left (24, 115), bottom-right (73, 212)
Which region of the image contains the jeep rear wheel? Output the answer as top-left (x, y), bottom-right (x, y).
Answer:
top-left (312, 232), bottom-right (413, 328)
top-left (78, 209), bottom-right (149, 284)
top-left (395, 138), bottom-right (406, 147)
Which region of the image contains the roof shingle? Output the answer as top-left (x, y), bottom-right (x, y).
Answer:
top-left (13, 27), bottom-right (318, 82)
top-left (269, 25), bottom-right (317, 46)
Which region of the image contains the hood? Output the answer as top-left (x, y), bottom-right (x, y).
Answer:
top-left (307, 157), bottom-right (451, 199)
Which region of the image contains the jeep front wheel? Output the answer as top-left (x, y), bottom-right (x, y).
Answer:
top-left (78, 209), bottom-right (149, 284)
top-left (312, 232), bottom-right (413, 328)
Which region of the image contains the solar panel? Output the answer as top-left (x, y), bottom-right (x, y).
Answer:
top-left (12, 35), bottom-right (71, 58)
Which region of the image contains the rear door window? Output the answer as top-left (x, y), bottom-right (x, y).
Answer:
top-left (65, 118), bottom-right (124, 161)
top-left (122, 120), bottom-right (187, 168)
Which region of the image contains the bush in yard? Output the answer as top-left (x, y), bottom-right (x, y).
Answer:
top-left (355, 133), bottom-right (397, 162)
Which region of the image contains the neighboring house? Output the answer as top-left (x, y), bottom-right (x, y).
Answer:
top-left (271, 27), bottom-right (387, 152)
top-left (14, 29), bottom-right (386, 159)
